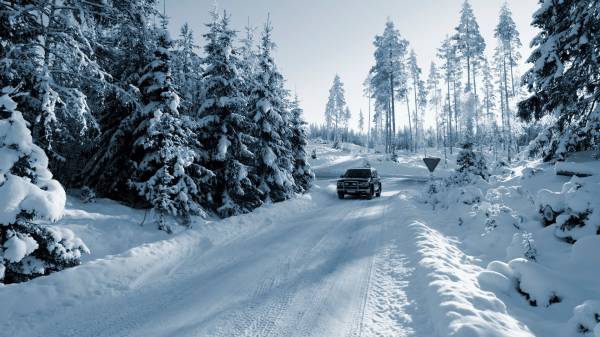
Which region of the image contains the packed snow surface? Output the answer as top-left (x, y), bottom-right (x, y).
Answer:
top-left (1, 141), bottom-right (596, 337)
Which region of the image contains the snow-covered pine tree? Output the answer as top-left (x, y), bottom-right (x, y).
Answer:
top-left (427, 62), bottom-right (443, 149)
top-left (408, 50), bottom-right (422, 151)
top-left (417, 78), bottom-right (428, 153)
top-left (130, 27), bottom-right (213, 232)
top-left (198, 11), bottom-right (262, 216)
top-left (0, 1), bottom-right (111, 184)
top-left (437, 36), bottom-right (459, 153)
top-left (325, 75), bottom-right (347, 145)
top-left (239, 18), bottom-right (258, 98)
top-left (518, 0), bottom-right (600, 161)
top-left (82, 0), bottom-right (160, 201)
top-left (247, 18), bottom-right (295, 202)
top-left (172, 23), bottom-right (203, 115)
top-left (343, 106), bottom-right (351, 141)
top-left (494, 3), bottom-right (521, 97)
top-left (454, 0), bottom-right (486, 94)
top-left (369, 20), bottom-right (409, 154)
top-left (481, 58), bottom-right (497, 151)
top-left (456, 141), bottom-right (489, 182)
top-left (358, 108), bottom-right (365, 135)
top-left (0, 89), bottom-right (89, 284)
top-left (289, 94), bottom-right (314, 193)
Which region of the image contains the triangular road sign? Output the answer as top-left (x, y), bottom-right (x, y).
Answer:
top-left (423, 157), bottom-right (441, 173)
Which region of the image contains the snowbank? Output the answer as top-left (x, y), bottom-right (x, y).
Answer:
top-left (409, 222), bottom-right (534, 337)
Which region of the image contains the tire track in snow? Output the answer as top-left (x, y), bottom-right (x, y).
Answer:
top-left (358, 189), bottom-right (437, 337)
top-left (268, 195), bottom-right (393, 337)
top-left (195, 197), bottom-right (367, 337)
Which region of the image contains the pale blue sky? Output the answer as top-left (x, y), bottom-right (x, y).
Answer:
top-left (164, 0), bottom-right (539, 129)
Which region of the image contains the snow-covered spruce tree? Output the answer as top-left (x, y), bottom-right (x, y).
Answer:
top-left (0, 1), bottom-right (111, 184)
top-left (82, 0), bottom-right (160, 200)
top-left (358, 108), bottom-right (365, 135)
top-left (289, 94), bottom-right (314, 193)
top-left (130, 28), bottom-right (213, 232)
top-left (239, 19), bottom-right (259, 98)
top-left (0, 89), bottom-right (88, 284)
top-left (325, 74), bottom-right (347, 145)
top-left (518, 0), bottom-right (600, 161)
top-left (247, 19), bottom-right (296, 202)
top-left (198, 11), bottom-right (262, 217)
top-left (456, 141), bottom-right (489, 181)
top-left (172, 23), bottom-right (203, 116)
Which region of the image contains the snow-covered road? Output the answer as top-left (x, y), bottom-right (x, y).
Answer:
top-left (1, 143), bottom-right (538, 337)
top-left (2, 178), bottom-right (438, 337)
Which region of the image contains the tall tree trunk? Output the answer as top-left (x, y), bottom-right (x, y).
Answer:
top-left (405, 96), bottom-right (413, 152)
top-left (473, 65), bottom-right (479, 142)
top-left (413, 75), bottom-right (419, 152)
top-left (367, 86), bottom-right (371, 148)
top-left (446, 70), bottom-right (453, 155)
top-left (508, 42), bottom-right (515, 96)
top-left (453, 78), bottom-right (459, 145)
top-left (390, 75), bottom-right (396, 154)
top-left (502, 46), bottom-right (512, 162)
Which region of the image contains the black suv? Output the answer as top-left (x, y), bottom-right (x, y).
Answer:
top-left (336, 168), bottom-right (382, 199)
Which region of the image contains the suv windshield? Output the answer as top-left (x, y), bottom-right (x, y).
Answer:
top-left (344, 169), bottom-right (372, 178)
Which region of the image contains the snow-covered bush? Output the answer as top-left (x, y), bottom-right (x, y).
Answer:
top-left (0, 90), bottom-right (89, 283)
top-left (421, 143), bottom-right (489, 208)
top-left (79, 186), bottom-right (96, 203)
top-left (566, 300), bottom-right (600, 336)
top-left (456, 142), bottom-right (490, 181)
top-left (536, 178), bottom-right (600, 244)
top-left (482, 258), bottom-right (565, 308)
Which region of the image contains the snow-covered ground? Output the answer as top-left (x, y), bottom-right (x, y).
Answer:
top-left (0, 141), bottom-right (597, 337)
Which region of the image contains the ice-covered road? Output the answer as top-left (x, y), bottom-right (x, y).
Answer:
top-left (3, 178), bottom-right (440, 337)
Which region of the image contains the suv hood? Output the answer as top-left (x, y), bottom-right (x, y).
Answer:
top-left (337, 177), bottom-right (370, 182)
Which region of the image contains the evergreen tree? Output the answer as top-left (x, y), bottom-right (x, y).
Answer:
top-left (343, 106), bottom-right (351, 141)
top-left (358, 108), bottom-right (365, 134)
top-left (454, 0), bottom-right (486, 93)
top-left (408, 50), bottom-right (422, 151)
top-left (481, 58), bottom-right (497, 150)
top-left (0, 89), bottom-right (89, 284)
top-left (198, 11), bottom-right (262, 216)
top-left (0, 0), bottom-right (114, 184)
top-left (130, 27), bottom-right (213, 232)
top-left (417, 77), bottom-right (428, 153)
top-left (239, 18), bottom-right (258, 98)
top-left (247, 18), bottom-right (295, 202)
top-left (437, 36), bottom-right (460, 153)
top-left (289, 94), bottom-right (314, 193)
top-left (494, 3), bottom-right (521, 97)
top-left (427, 62), bottom-right (443, 148)
top-left (82, 0), bottom-right (161, 202)
top-left (325, 75), bottom-right (347, 144)
top-left (518, 0), bottom-right (600, 161)
top-left (172, 23), bottom-right (203, 115)
top-left (369, 20), bottom-right (409, 154)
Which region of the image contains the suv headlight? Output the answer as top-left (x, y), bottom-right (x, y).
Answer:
top-left (359, 182), bottom-right (369, 187)
top-left (337, 182), bottom-right (343, 187)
